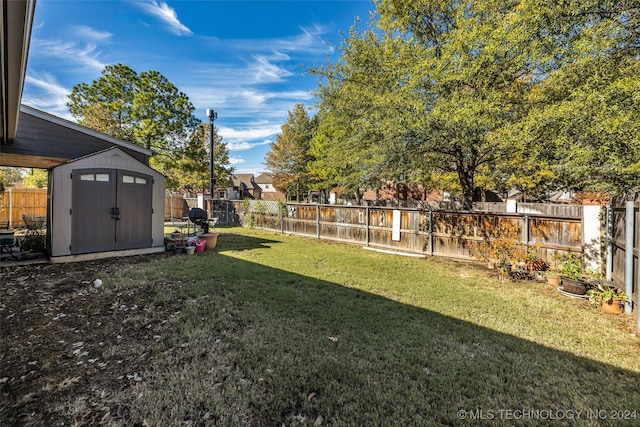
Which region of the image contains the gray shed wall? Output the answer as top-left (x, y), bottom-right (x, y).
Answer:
top-left (49, 148), bottom-right (165, 257)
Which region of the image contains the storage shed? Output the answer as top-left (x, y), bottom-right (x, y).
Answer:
top-left (47, 147), bottom-right (166, 262)
top-left (2, 1), bottom-right (167, 263)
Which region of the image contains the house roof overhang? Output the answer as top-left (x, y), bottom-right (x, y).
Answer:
top-left (0, 0), bottom-right (153, 170)
top-left (1, 0), bottom-right (35, 146)
top-left (0, 105), bottom-right (154, 168)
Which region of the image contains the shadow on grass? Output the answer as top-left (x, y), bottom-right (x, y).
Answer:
top-left (126, 232), bottom-right (640, 426)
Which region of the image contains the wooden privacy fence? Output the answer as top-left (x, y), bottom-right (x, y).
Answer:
top-left (2, 189), bottom-right (205, 226)
top-left (164, 192), bottom-right (190, 220)
top-left (2, 189), bottom-right (195, 227)
top-left (609, 197), bottom-right (639, 328)
top-left (237, 202), bottom-right (585, 267)
top-left (238, 200), bottom-right (640, 330)
top-left (0, 188), bottom-right (47, 228)
top-left (474, 202), bottom-right (584, 217)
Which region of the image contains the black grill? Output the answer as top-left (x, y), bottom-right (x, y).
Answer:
top-left (188, 208), bottom-right (209, 234)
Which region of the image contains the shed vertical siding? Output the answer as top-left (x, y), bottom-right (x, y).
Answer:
top-left (49, 148), bottom-right (165, 257)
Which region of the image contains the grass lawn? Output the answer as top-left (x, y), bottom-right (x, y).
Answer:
top-left (95, 227), bottom-right (640, 426)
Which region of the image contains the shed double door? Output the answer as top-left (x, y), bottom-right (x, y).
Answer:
top-left (71, 169), bottom-right (152, 254)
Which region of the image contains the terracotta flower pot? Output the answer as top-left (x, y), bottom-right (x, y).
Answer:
top-left (546, 274), bottom-right (561, 286)
top-left (599, 298), bottom-right (624, 314)
top-left (200, 233), bottom-right (219, 250)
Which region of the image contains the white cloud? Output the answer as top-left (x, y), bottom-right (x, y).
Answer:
top-left (221, 123), bottom-right (280, 139)
top-left (229, 157), bottom-right (246, 165)
top-left (73, 25), bottom-right (112, 41)
top-left (22, 72), bottom-right (73, 120)
top-left (30, 39), bottom-right (106, 72)
top-left (217, 24), bottom-right (332, 57)
top-left (233, 165), bottom-right (265, 176)
top-left (226, 139), bottom-right (274, 152)
top-left (185, 79), bottom-right (313, 119)
top-left (137, 0), bottom-right (193, 36)
top-left (250, 54), bottom-right (294, 83)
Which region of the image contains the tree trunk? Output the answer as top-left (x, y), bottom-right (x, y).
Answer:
top-left (354, 188), bottom-right (362, 205)
top-left (457, 163), bottom-right (475, 211)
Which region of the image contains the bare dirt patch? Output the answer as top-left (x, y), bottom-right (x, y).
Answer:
top-left (0, 254), bottom-right (176, 426)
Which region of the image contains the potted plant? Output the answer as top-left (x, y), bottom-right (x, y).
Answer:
top-left (544, 268), bottom-right (562, 286)
top-left (524, 251), bottom-right (547, 280)
top-left (587, 283), bottom-right (628, 314)
top-left (470, 221), bottom-right (543, 281)
top-left (558, 254), bottom-right (588, 295)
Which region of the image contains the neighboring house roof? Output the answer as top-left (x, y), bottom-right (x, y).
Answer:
top-left (547, 190), bottom-right (575, 202)
top-left (1, 105), bottom-right (153, 168)
top-left (233, 174), bottom-right (261, 191)
top-left (232, 174), bottom-right (256, 187)
top-left (254, 173), bottom-right (273, 184)
top-left (472, 188), bottom-right (503, 202)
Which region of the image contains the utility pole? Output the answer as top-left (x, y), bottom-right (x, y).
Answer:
top-left (206, 109), bottom-right (217, 218)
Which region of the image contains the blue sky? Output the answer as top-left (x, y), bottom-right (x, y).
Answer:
top-left (23, 0), bottom-right (375, 175)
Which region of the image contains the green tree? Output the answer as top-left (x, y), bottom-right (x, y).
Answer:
top-left (22, 169), bottom-right (48, 188)
top-left (164, 122), bottom-right (233, 192)
top-left (514, 0), bottom-right (640, 194)
top-left (68, 64), bottom-right (137, 142)
top-left (0, 167), bottom-right (24, 190)
top-left (314, 0), bottom-right (540, 209)
top-left (265, 104), bottom-right (317, 202)
top-left (68, 63), bottom-right (200, 154)
top-left (313, 0), bottom-right (640, 206)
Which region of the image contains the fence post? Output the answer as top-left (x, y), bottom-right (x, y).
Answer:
top-left (365, 206), bottom-right (370, 247)
top-left (583, 205), bottom-right (603, 272)
top-left (606, 203), bottom-right (613, 281)
top-left (429, 210), bottom-right (434, 256)
top-left (625, 201), bottom-right (634, 314)
top-left (523, 215), bottom-right (530, 243)
top-left (8, 188), bottom-right (13, 228)
top-left (316, 204), bottom-right (320, 240)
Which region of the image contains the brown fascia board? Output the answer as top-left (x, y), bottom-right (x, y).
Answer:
top-left (1, 0), bottom-right (36, 145)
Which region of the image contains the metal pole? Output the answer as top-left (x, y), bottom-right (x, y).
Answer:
top-left (206, 109), bottom-right (217, 219)
top-left (625, 201), bottom-right (634, 314)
